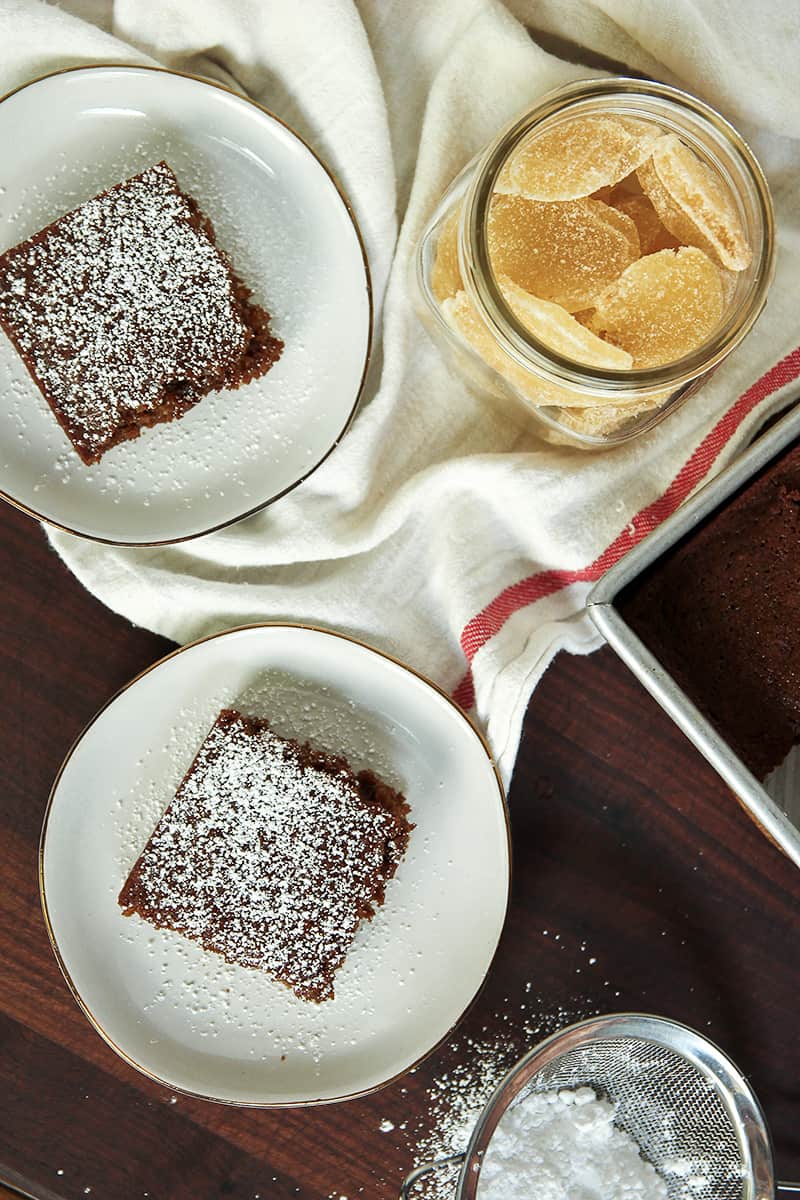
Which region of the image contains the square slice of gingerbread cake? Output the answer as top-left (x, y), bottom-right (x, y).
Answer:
top-left (0, 162), bottom-right (283, 465)
top-left (119, 708), bottom-right (413, 1002)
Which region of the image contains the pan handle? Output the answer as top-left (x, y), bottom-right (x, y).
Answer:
top-left (399, 1153), bottom-right (466, 1198)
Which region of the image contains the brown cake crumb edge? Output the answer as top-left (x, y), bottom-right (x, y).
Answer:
top-left (118, 709), bottom-right (414, 1004)
top-left (0, 163), bottom-right (284, 466)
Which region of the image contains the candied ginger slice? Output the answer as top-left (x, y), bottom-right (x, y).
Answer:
top-left (592, 173), bottom-right (644, 204)
top-left (719, 266), bottom-right (739, 308)
top-left (611, 193), bottom-right (680, 255)
top-left (440, 289), bottom-right (581, 406)
top-left (592, 246), bottom-right (724, 367)
top-left (495, 114), bottom-right (661, 201)
top-left (638, 135), bottom-right (751, 270)
top-left (558, 396), bottom-right (664, 437)
top-left (591, 185), bottom-right (615, 204)
top-left (498, 275), bottom-right (633, 370)
top-left (431, 206), bottom-right (462, 302)
top-left (595, 201), bottom-right (642, 257)
top-left (440, 284), bottom-right (632, 408)
top-left (487, 194), bottom-right (639, 313)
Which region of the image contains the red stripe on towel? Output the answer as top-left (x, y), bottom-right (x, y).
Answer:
top-left (452, 346), bottom-right (800, 712)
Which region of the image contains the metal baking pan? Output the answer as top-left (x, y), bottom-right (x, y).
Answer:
top-left (588, 403), bottom-right (800, 870)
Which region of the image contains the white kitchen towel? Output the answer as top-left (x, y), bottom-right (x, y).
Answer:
top-left (3, 0), bottom-right (800, 784)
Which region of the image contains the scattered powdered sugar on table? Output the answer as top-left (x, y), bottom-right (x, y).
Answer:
top-left (384, 989), bottom-right (603, 1200)
top-left (478, 1086), bottom-right (667, 1200)
top-left (371, 971), bottom-right (722, 1200)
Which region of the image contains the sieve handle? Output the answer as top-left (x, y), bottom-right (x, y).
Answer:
top-left (777, 1184), bottom-right (800, 1194)
top-left (399, 1153), bottom-right (466, 1198)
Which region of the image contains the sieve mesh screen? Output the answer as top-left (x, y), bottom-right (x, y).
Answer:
top-left (497, 1037), bottom-right (748, 1199)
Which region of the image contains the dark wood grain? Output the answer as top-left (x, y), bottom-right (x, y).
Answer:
top-left (1, 499), bottom-right (799, 1199)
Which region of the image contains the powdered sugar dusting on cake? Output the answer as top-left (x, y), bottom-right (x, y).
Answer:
top-left (119, 709), bottom-right (412, 1003)
top-left (0, 162), bottom-right (250, 459)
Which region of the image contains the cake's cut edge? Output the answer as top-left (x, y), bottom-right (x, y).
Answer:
top-left (621, 441), bottom-right (800, 781)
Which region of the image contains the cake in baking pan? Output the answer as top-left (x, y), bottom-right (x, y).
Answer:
top-left (622, 441), bottom-right (800, 780)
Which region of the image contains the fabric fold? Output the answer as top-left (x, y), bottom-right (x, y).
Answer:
top-left (1, 0), bottom-right (797, 785)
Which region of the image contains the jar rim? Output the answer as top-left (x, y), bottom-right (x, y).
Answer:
top-left (460, 77), bottom-right (776, 396)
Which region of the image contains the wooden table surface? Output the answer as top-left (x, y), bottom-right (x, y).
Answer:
top-left (1, 501), bottom-right (798, 1200)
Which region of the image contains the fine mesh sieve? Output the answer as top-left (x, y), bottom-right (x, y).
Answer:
top-left (400, 1014), bottom-right (800, 1200)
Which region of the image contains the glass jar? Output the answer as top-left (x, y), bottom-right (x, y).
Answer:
top-left (414, 78), bottom-right (775, 448)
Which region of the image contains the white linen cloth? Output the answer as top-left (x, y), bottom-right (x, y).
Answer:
top-left (2, 0), bottom-right (799, 783)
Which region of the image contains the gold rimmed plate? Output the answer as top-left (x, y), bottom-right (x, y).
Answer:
top-left (0, 65), bottom-right (371, 544)
top-left (40, 624), bottom-right (510, 1106)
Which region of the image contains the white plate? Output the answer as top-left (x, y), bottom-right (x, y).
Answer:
top-left (40, 625), bottom-right (510, 1105)
top-left (0, 66), bottom-right (371, 544)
